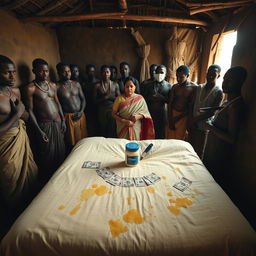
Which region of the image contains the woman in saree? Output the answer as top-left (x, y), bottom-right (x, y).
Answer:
top-left (112, 77), bottom-right (155, 140)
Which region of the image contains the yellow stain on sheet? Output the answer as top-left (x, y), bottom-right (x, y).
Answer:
top-left (167, 192), bottom-right (173, 197)
top-left (191, 195), bottom-right (196, 198)
top-left (65, 184), bottom-right (111, 216)
top-left (193, 188), bottom-right (204, 195)
top-left (95, 185), bottom-right (109, 196)
top-left (167, 197), bottom-right (193, 216)
top-left (175, 167), bottom-right (181, 172)
top-left (80, 188), bottom-right (95, 202)
top-left (146, 186), bottom-right (155, 193)
top-left (70, 204), bottom-right (81, 215)
top-left (149, 205), bottom-right (154, 208)
top-left (127, 196), bottom-right (135, 205)
top-left (175, 198), bottom-right (193, 208)
top-left (123, 209), bottom-right (144, 224)
top-left (162, 176), bottom-right (166, 180)
top-left (108, 191), bottom-right (112, 194)
top-left (167, 206), bottom-right (180, 216)
top-left (108, 220), bottom-right (128, 238)
top-left (58, 205), bottom-right (65, 210)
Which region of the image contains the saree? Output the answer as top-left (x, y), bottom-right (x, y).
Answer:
top-left (0, 120), bottom-right (38, 208)
top-left (64, 112), bottom-right (87, 146)
top-left (116, 94), bottom-right (155, 140)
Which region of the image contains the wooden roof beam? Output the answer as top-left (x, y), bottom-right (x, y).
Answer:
top-left (36, 0), bottom-right (72, 16)
top-left (190, 3), bottom-right (251, 15)
top-left (5, 0), bottom-right (31, 10)
top-left (21, 13), bottom-right (208, 26)
top-left (182, 0), bottom-right (253, 8)
top-left (204, 11), bottom-right (218, 21)
top-left (65, 2), bottom-right (85, 15)
top-left (119, 0), bottom-right (128, 13)
top-left (129, 4), bottom-right (185, 14)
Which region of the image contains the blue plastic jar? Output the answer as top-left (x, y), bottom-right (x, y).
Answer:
top-left (125, 142), bottom-right (140, 167)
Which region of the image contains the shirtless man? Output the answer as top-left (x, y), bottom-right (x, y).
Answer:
top-left (24, 58), bottom-right (66, 179)
top-left (203, 66), bottom-right (247, 187)
top-left (188, 65), bottom-right (223, 158)
top-left (56, 63), bottom-right (86, 149)
top-left (110, 65), bottom-right (118, 82)
top-left (83, 64), bottom-right (100, 136)
top-left (0, 55), bottom-right (38, 208)
top-left (70, 64), bottom-right (80, 82)
top-left (167, 65), bottom-right (197, 140)
top-left (143, 65), bottom-right (172, 139)
top-left (93, 65), bottom-right (120, 137)
top-left (118, 62), bottom-right (140, 94)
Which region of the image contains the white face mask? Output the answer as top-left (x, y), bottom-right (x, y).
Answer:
top-left (154, 73), bottom-right (165, 82)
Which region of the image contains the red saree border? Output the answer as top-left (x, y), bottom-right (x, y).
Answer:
top-left (119, 94), bottom-right (143, 111)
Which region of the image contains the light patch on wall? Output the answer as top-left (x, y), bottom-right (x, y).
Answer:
top-left (215, 31), bottom-right (237, 86)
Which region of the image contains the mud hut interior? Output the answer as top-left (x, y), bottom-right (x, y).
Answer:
top-left (0, 0), bottom-right (255, 241)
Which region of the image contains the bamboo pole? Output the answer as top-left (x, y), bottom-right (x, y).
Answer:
top-left (119, 0), bottom-right (128, 12)
top-left (21, 13), bottom-right (208, 26)
top-left (6, 0), bottom-right (31, 10)
top-left (204, 11), bottom-right (218, 21)
top-left (185, 0), bottom-right (253, 8)
top-left (36, 0), bottom-right (71, 16)
top-left (190, 3), bottom-right (250, 15)
top-left (211, 12), bottom-right (232, 51)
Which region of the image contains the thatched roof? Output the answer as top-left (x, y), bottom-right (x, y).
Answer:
top-left (0, 0), bottom-right (254, 29)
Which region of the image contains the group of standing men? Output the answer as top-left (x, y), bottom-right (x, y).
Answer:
top-left (0, 53), bottom-right (247, 211)
top-left (0, 56), bottom-right (88, 210)
top-left (80, 60), bottom-right (247, 191)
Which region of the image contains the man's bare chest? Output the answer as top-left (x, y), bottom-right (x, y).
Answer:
top-left (175, 87), bottom-right (193, 98)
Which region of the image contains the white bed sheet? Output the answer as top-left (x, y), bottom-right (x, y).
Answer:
top-left (1, 137), bottom-right (255, 256)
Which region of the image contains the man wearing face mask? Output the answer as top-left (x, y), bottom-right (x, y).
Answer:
top-left (167, 65), bottom-right (197, 140)
top-left (118, 62), bottom-right (140, 94)
top-left (140, 64), bottom-right (158, 97)
top-left (143, 65), bottom-right (172, 139)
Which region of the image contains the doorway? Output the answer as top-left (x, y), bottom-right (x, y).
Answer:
top-left (214, 31), bottom-right (237, 86)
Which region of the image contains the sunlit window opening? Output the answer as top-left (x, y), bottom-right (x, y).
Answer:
top-left (215, 31), bottom-right (237, 86)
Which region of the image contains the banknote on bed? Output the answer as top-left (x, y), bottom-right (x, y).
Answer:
top-left (134, 177), bottom-right (147, 187)
top-left (96, 167), bottom-right (114, 179)
top-left (173, 177), bottom-right (192, 192)
top-left (121, 177), bottom-right (135, 187)
top-left (144, 172), bottom-right (161, 184)
top-left (82, 161), bottom-right (101, 169)
top-left (105, 174), bottom-right (122, 186)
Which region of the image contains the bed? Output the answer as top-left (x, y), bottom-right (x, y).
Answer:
top-left (1, 137), bottom-right (255, 256)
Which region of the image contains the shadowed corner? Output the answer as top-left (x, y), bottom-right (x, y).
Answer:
top-left (17, 61), bottom-right (30, 90)
top-left (49, 65), bottom-right (57, 83)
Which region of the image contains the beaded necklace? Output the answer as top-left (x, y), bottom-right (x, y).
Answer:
top-left (62, 80), bottom-right (72, 90)
top-left (101, 80), bottom-right (112, 92)
top-left (0, 86), bottom-right (12, 97)
top-left (34, 80), bottom-right (50, 93)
